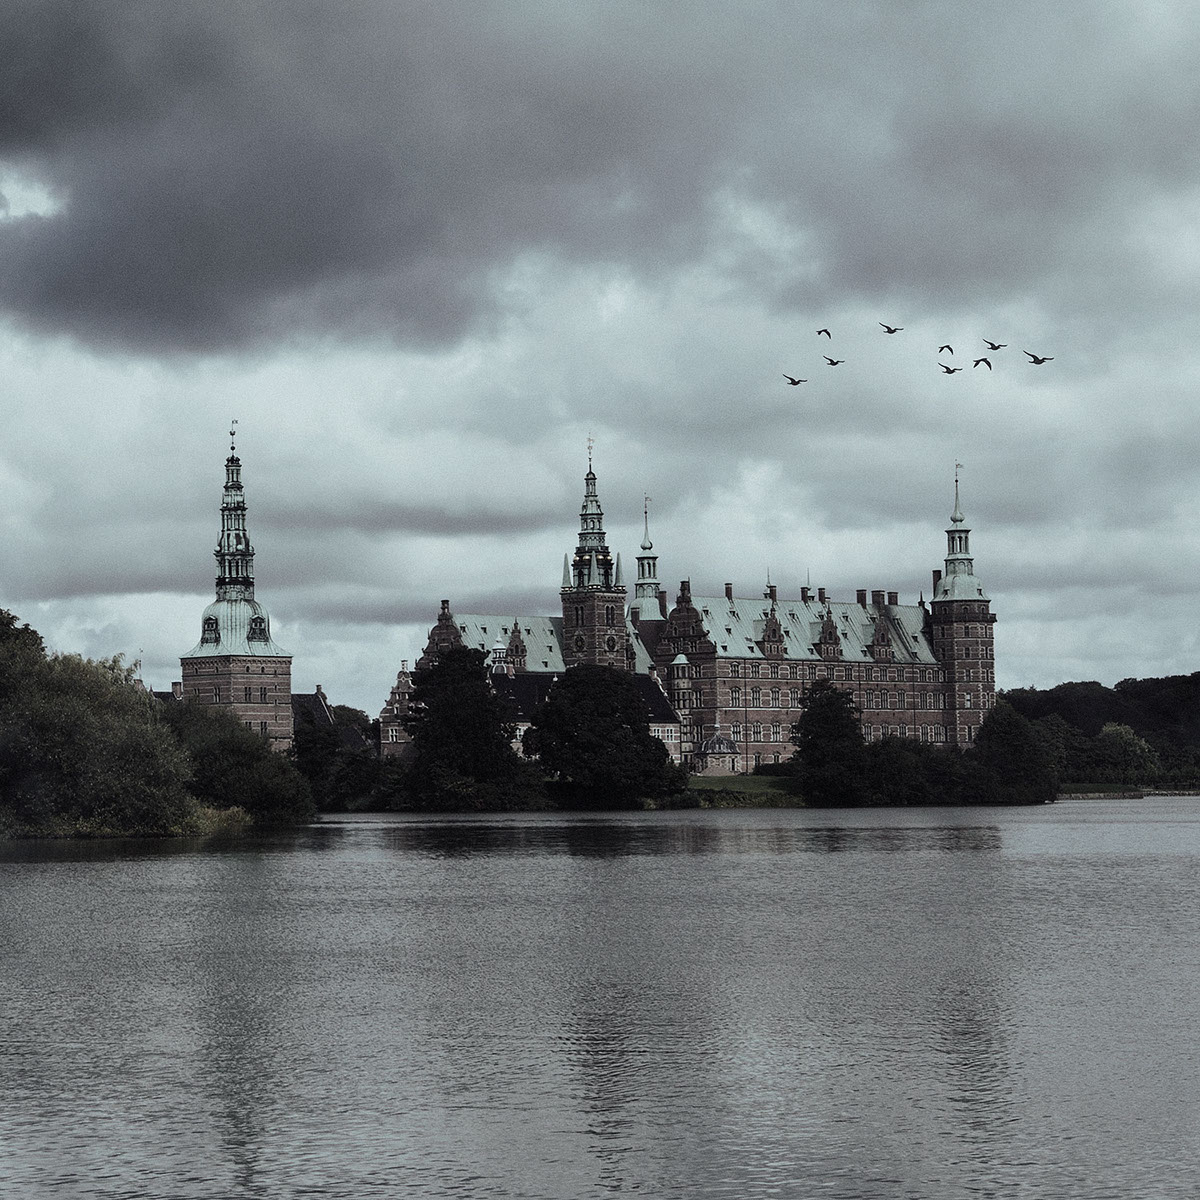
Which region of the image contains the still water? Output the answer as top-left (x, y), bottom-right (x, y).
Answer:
top-left (3, 797), bottom-right (1200, 1199)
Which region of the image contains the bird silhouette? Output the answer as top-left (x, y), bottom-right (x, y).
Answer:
top-left (939, 363), bottom-right (962, 374)
top-left (1024, 351), bottom-right (1054, 364)
top-left (973, 358), bottom-right (992, 370)
top-left (938, 344), bottom-right (954, 354)
top-left (823, 356), bottom-right (844, 366)
top-left (817, 328), bottom-right (831, 338)
top-left (983, 339), bottom-right (1006, 351)
top-left (783, 375), bottom-right (807, 386)
top-left (879, 323), bottom-right (903, 334)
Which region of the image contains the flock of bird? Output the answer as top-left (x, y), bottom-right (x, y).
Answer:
top-left (782, 324), bottom-right (1054, 386)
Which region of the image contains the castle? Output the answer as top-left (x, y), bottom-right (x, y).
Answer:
top-left (379, 456), bottom-right (995, 773)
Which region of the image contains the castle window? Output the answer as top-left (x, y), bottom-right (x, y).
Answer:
top-left (247, 616), bottom-right (268, 643)
top-left (771, 723), bottom-right (782, 743)
top-left (730, 662), bottom-right (741, 678)
top-left (750, 664), bottom-right (760, 678)
top-left (605, 605), bottom-right (615, 627)
top-left (750, 687), bottom-right (761, 707)
top-left (388, 726), bottom-right (399, 742)
top-left (732, 722), bottom-right (742, 742)
top-left (212, 686), bottom-right (220, 703)
top-left (260, 687), bottom-right (269, 703)
top-left (770, 664), bottom-right (780, 679)
top-left (771, 688), bottom-right (781, 708)
top-left (788, 665), bottom-right (798, 678)
top-left (790, 689), bottom-right (801, 708)
top-left (730, 686), bottom-right (741, 706)
top-left (244, 687), bottom-right (252, 703)
top-left (752, 723), bottom-right (762, 741)
top-left (201, 616), bottom-right (220, 645)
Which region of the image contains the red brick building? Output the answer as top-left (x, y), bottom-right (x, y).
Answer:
top-left (383, 461), bottom-right (994, 774)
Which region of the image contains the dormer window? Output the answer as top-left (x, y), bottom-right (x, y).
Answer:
top-left (201, 616), bottom-right (221, 645)
top-left (247, 616), bottom-right (269, 642)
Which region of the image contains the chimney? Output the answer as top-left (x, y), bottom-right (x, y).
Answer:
top-left (932, 569), bottom-right (942, 592)
top-left (725, 582), bottom-right (734, 601)
top-left (818, 587), bottom-right (827, 604)
top-left (856, 589), bottom-right (867, 607)
top-left (630, 604), bottom-right (641, 627)
top-left (171, 681), bottom-right (182, 699)
top-left (887, 591), bottom-right (899, 606)
top-left (767, 584), bottom-right (777, 603)
top-left (440, 599), bottom-right (451, 616)
top-left (658, 589), bottom-right (668, 618)
top-left (801, 586), bottom-right (811, 603)
top-left (679, 579), bottom-right (691, 603)
top-left (872, 589), bottom-right (885, 606)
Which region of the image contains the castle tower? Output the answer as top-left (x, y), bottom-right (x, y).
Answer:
top-left (634, 496), bottom-right (661, 607)
top-left (180, 428), bottom-right (293, 749)
top-left (560, 448), bottom-right (631, 670)
top-left (929, 471), bottom-right (996, 745)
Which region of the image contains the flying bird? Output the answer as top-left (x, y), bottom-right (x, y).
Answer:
top-left (817, 328), bottom-right (831, 338)
top-left (938, 344), bottom-right (954, 354)
top-left (823, 356), bottom-right (845, 366)
top-left (782, 375), bottom-right (807, 385)
top-left (939, 363), bottom-right (962, 374)
top-left (973, 358), bottom-right (992, 370)
top-left (879, 323), bottom-right (903, 334)
top-left (983, 339), bottom-right (1007, 351)
top-left (1024, 351), bottom-right (1054, 364)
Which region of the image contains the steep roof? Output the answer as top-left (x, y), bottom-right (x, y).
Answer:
top-left (446, 612), bottom-right (656, 672)
top-left (687, 594), bottom-right (938, 664)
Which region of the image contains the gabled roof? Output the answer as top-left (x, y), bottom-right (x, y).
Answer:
top-left (447, 612), bottom-right (656, 672)
top-left (687, 594), bottom-right (938, 664)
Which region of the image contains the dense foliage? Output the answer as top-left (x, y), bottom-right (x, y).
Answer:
top-left (400, 646), bottom-right (545, 810)
top-left (523, 664), bottom-right (688, 807)
top-left (1005, 675), bottom-right (1200, 789)
top-left (293, 703), bottom-right (380, 810)
top-left (784, 682), bottom-right (1055, 806)
top-left (0, 609), bottom-right (313, 837)
top-left (160, 701), bottom-right (314, 826)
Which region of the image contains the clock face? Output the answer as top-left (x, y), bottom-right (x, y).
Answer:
top-left (605, 636), bottom-right (617, 652)
top-left (574, 634), bottom-right (586, 652)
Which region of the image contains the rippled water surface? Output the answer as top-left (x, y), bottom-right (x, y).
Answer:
top-left (4, 797), bottom-right (1200, 1198)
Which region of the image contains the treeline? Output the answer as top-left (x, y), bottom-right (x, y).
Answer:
top-left (1005, 674), bottom-right (1200, 789)
top-left (364, 647), bottom-right (688, 812)
top-left (0, 610), bottom-right (313, 837)
top-left (778, 679), bottom-right (1056, 806)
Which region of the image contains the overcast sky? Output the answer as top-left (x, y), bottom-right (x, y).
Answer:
top-left (3, 0), bottom-right (1199, 715)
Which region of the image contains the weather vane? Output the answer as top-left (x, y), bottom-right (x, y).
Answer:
top-left (587, 433), bottom-right (594, 470)
top-left (955, 460), bottom-right (963, 485)
top-left (230, 419), bottom-right (239, 454)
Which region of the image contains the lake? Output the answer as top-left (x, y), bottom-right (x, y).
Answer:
top-left (3, 797), bottom-right (1199, 1198)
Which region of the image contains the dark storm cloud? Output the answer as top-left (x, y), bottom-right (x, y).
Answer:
top-left (4, 1), bottom-right (1199, 352)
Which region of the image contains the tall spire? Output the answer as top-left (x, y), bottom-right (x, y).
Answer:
top-left (568, 446), bottom-right (617, 590)
top-left (215, 421), bottom-right (255, 601)
top-left (635, 493), bottom-right (661, 602)
top-left (935, 464), bottom-right (988, 600)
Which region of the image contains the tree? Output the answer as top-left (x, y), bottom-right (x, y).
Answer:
top-left (972, 701), bottom-right (1056, 804)
top-left (160, 701), bottom-right (315, 827)
top-left (523, 664), bottom-right (687, 807)
top-left (788, 679), bottom-right (868, 805)
top-left (293, 703), bottom-right (380, 811)
top-left (403, 647), bottom-right (544, 810)
top-left (1094, 722), bottom-right (1160, 785)
top-left (0, 635), bottom-right (195, 837)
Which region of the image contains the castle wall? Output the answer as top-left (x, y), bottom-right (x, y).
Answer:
top-left (181, 655), bottom-right (294, 751)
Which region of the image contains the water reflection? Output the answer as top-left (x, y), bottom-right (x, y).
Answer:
top-left (368, 817), bottom-right (1003, 859)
